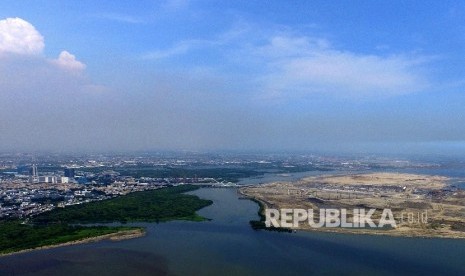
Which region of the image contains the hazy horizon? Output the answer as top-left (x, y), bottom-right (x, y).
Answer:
top-left (2, 1), bottom-right (465, 155)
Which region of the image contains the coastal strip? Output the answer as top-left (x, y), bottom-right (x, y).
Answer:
top-left (1, 185), bottom-right (212, 256)
top-left (0, 228), bottom-right (145, 257)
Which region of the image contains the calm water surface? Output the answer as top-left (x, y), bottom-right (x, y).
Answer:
top-left (0, 182), bottom-right (464, 275)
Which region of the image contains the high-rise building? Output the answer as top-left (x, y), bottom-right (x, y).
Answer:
top-left (64, 167), bottom-right (75, 178)
top-left (29, 164), bottom-right (38, 183)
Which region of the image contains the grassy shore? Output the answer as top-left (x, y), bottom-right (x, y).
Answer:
top-left (0, 224), bottom-right (144, 256)
top-left (0, 220), bottom-right (144, 255)
top-left (246, 197), bottom-right (291, 232)
top-left (0, 185), bottom-right (212, 255)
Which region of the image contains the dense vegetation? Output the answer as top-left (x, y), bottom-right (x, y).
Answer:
top-left (1, 185), bottom-right (212, 254)
top-left (0, 220), bottom-right (137, 254)
top-left (248, 198), bottom-right (291, 233)
top-left (33, 185), bottom-right (212, 224)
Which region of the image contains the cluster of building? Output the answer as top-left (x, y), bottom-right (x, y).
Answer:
top-left (0, 152), bottom-right (446, 220)
top-left (28, 164), bottom-right (73, 184)
top-left (0, 164), bottom-right (224, 219)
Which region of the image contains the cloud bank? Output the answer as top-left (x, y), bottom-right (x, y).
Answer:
top-left (0, 17), bottom-right (85, 73)
top-left (256, 36), bottom-right (429, 98)
top-left (51, 51), bottom-right (86, 72)
top-left (0, 15), bottom-right (458, 154)
top-left (0, 17), bottom-right (44, 55)
top-left (144, 27), bottom-right (430, 99)
top-left (0, 17), bottom-right (109, 152)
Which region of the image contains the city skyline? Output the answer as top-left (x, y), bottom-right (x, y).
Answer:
top-left (1, 1), bottom-right (465, 154)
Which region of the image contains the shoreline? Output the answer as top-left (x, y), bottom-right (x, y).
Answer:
top-left (0, 228), bottom-right (146, 257)
top-left (0, 185), bottom-right (209, 258)
top-left (239, 188), bottom-right (465, 240)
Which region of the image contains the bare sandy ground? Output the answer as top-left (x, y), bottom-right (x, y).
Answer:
top-left (240, 172), bottom-right (465, 239)
top-left (301, 172), bottom-right (447, 189)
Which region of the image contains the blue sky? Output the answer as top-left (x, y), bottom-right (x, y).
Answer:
top-left (1, 1), bottom-right (465, 154)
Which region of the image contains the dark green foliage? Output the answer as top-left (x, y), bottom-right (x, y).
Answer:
top-left (1, 185), bottom-right (212, 254)
top-left (0, 220), bottom-right (136, 254)
top-left (33, 185), bottom-right (212, 224)
top-left (248, 198), bottom-right (292, 233)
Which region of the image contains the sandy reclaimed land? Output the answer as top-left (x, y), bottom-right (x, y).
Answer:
top-left (301, 172), bottom-right (447, 189)
top-left (240, 172), bottom-right (465, 239)
top-left (0, 228), bottom-right (145, 257)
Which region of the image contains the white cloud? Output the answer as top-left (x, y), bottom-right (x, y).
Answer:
top-left (0, 17), bottom-right (99, 142)
top-left (51, 50), bottom-right (86, 72)
top-left (142, 24), bottom-right (429, 98)
top-left (0, 17), bottom-right (86, 74)
top-left (258, 36), bottom-right (331, 58)
top-left (143, 38), bottom-right (223, 60)
top-left (0, 17), bottom-right (44, 55)
top-left (256, 36), bottom-right (429, 98)
top-left (142, 22), bottom-right (252, 60)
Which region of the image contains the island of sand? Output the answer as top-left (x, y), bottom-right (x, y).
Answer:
top-left (240, 172), bottom-right (465, 238)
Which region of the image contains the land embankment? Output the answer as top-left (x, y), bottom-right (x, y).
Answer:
top-left (240, 173), bottom-right (465, 238)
